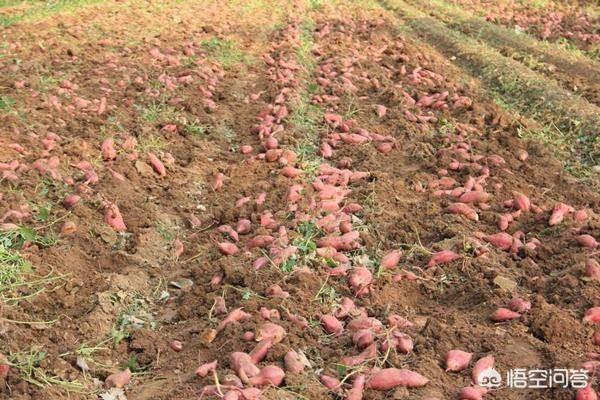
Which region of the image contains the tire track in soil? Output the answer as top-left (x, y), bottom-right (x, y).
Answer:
top-left (406, 0), bottom-right (600, 106)
top-left (380, 0), bottom-right (600, 174)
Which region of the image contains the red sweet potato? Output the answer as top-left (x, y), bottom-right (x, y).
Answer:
top-left (447, 203), bottom-right (478, 221)
top-left (284, 350), bottom-right (306, 374)
top-left (105, 369), bottom-right (131, 388)
top-left (584, 307), bottom-right (600, 324)
top-left (490, 307), bottom-right (521, 322)
top-left (380, 250), bottom-right (401, 269)
top-left (148, 153), bottom-right (166, 176)
top-left (459, 386), bottom-right (487, 400)
top-left (104, 202), bottom-right (127, 232)
top-left (321, 314), bottom-right (344, 335)
top-left (230, 352), bottom-right (260, 382)
top-left (248, 365), bottom-right (285, 387)
top-left (586, 259), bottom-right (600, 280)
top-left (255, 323), bottom-right (285, 344)
top-left (367, 368), bottom-right (429, 390)
top-left (249, 339), bottom-right (274, 364)
top-left (195, 360), bottom-right (218, 377)
top-left (445, 350), bottom-right (473, 372)
top-left (427, 250), bottom-right (460, 268)
top-left (218, 242), bottom-right (239, 255)
top-left (549, 202), bottom-right (574, 226)
top-left (472, 355), bottom-right (494, 384)
top-left (101, 138), bottom-right (117, 161)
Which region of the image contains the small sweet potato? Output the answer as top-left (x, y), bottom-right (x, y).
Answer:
top-left (366, 368), bottom-right (429, 390)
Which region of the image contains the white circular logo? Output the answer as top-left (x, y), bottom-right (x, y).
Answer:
top-left (477, 367), bottom-right (502, 388)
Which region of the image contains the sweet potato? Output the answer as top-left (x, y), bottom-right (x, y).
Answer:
top-left (447, 203), bottom-right (478, 221)
top-left (388, 314), bottom-right (414, 329)
top-left (105, 369), bottom-right (131, 388)
top-left (108, 167), bottom-right (126, 182)
top-left (101, 138), bottom-right (117, 161)
top-left (256, 192), bottom-right (267, 205)
top-left (320, 375), bottom-right (341, 389)
top-left (549, 202), bottom-right (574, 226)
top-left (286, 310), bottom-right (309, 329)
top-left (348, 267), bottom-right (372, 297)
top-left (341, 343), bottom-right (377, 367)
top-left (218, 225), bottom-right (239, 242)
top-left (253, 257), bottom-right (268, 270)
top-left (497, 213), bottom-right (513, 231)
top-left (459, 386), bottom-right (487, 400)
top-left (60, 221), bottom-right (77, 235)
top-left (586, 259), bottom-right (600, 280)
top-left (247, 235), bottom-right (275, 249)
top-left (284, 350), bottom-right (306, 374)
top-left (347, 317), bottom-right (383, 332)
top-left (217, 308), bottom-right (251, 332)
top-left (148, 152), bottom-right (166, 176)
top-left (339, 220), bottom-right (353, 234)
top-left (427, 250), bottom-right (460, 268)
top-left (248, 365), bottom-right (285, 387)
top-left (265, 284), bottom-right (289, 298)
top-left (394, 332), bottom-right (414, 354)
top-left (508, 298), bottom-right (531, 313)
top-left (458, 191), bottom-right (490, 204)
top-left (575, 209), bottom-right (589, 223)
top-left (583, 307), bottom-right (600, 324)
top-left (265, 137), bottom-right (278, 150)
top-left (490, 307), bottom-right (521, 322)
top-left (195, 360), bottom-right (218, 377)
top-left (230, 352), bottom-right (260, 382)
top-left (255, 323), bottom-right (285, 344)
top-left (513, 192), bottom-right (531, 212)
top-left (472, 355), bottom-right (494, 384)
top-left (235, 197), bottom-right (251, 208)
top-left (380, 250), bottom-right (401, 269)
top-left (346, 374), bottom-right (366, 400)
top-left (236, 219), bottom-right (252, 234)
top-left (352, 329), bottom-right (375, 349)
top-left (211, 172), bottom-right (225, 191)
top-left (483, 232), bottom-right (513, 251)
top-left (249, 339), bottom-right (273, 363)
top-left (576, 234), bottom-right (598, 249)
top-left (321, 314), bottom-right (344, 335)
top-left (335, 297), bottom-right (356, 319)
top-left (445, 350), bottom-right (473, 372)
top-left (592, 330), bottom-right (600, 346)
top-left (223, 391), bottom-right (240, 400)
top-left (213, 296), bottom-right (227, 315)
top-left (317, 231), bottom-right (360, 251)
top-left (104, 202), bottom-right (127, 232)
top-left (240, 145), bottom-right (254, 154)
top-left (281, 166), bottom-right (302, 178)
top-left (218, 242), bottom-right (239, 255)
top-left (366, 368), bottom-right (429, 390)
top-left (576, 384), bottom-right (598, 400)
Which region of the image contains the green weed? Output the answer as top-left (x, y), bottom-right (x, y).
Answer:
top-left (201, 38), bottom-right (249, 68)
